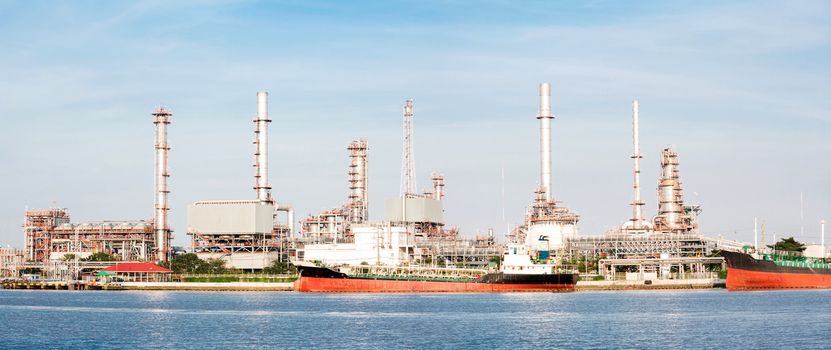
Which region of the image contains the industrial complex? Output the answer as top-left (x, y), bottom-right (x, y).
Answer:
top-left (5, 82), bottom-right (784, 283)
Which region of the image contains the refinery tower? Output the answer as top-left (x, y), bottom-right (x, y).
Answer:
top-left (510, 83), bottom-right (580, 255)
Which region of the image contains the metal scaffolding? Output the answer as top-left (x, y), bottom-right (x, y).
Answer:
top-left (598, 257), bottom-right (725, 281)
top-left (565, 232), bottom-right (744, 259)
top-left (24, 209), bottom-right (156, 265)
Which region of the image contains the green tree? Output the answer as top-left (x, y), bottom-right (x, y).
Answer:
top-left (84, 252), bottom-right (116, 262)
top-left (204, 259), bottom-right (228, 274)
top-left (262, 261), bottom-right (297, 274)
top-left (62, 253), bottom-right (77, 262)
top-left (19, 267), bottom-right (41, 276)
top-left (166, 253), bottom-right (209, 274)
top-left (767, 237), bottom-right (806, 252)
top-left (488, 255), bottom-right (502, 269)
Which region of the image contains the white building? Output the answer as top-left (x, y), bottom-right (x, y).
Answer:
top-left (804, 244), bottom-right (829, 259)
top-left (303, 224), bottom-right (415, 266)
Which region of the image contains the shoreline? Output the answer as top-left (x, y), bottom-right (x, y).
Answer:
top-left (3, 279), bottom-right (725, 292)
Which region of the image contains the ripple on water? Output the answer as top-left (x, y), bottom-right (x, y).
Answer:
top-left (0, 289), bottom-right (829, 349)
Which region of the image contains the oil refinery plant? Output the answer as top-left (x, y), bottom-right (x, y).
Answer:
top-left (12, 83), bottom-right (747, 280)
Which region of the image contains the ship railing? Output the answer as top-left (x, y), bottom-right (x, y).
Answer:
top-left (772, 260), bottom-right (830, 269)
top-left (762, 250), bottom-right (809, 263)
top-left (769, 250), bottom-right (803, 257)
top-left (558, 264), bottom-right (580, 274)
top-left (351, 265), bottom-right (487, 279)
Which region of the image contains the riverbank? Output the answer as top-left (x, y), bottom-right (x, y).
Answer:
top-left (0, 280), bottom-right (124, 290)
top-left (122, 281), bottom-right (294, 291)
top-left (5, 279), bottom-right (725, 292)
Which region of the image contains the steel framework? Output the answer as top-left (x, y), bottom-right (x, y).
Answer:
top-left (23, 209), bottom-right (156, 265)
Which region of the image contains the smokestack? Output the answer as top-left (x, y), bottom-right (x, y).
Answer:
top-left (431, 173), bottom-right (445, 201)
top-left (538, 83), bottom-right (553, 201)
top-left (254, 91), bottom-right (272, 204)
top-left (152, 107), bottom-right (172, 262)
top-left (631, 100), bottom-right (645, 229)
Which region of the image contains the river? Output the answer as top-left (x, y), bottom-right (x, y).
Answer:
top-left (0, 289), bottom-right (828, 349)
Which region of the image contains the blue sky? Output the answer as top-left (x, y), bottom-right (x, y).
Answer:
top-left (0, 0), bottom-right (829, 248)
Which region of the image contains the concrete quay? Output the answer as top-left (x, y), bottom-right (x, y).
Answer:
top-left (576, 278), bottom-right (726, 291)
top-left (121, 281), bottom-right (294, 291)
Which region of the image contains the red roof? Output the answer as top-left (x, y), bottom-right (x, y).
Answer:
top-left (101, 262), bottom-right (173, 273)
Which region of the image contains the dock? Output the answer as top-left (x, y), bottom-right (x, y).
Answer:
top-left (1, 280), bottom-right (293, 292)
top-left (120, 282), bottom-right (294, 291)
top-left (1, 280), bottom-right (124, 291)
top-left (576, 278), bottom-right (726, 291)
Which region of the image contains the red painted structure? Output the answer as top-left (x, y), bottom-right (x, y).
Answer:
top-left (101, 262), bottom-right (173, 273)
top-left (293, 265), bottom-right (576, 293)
top-left (99, 262), bottom-right (173, 282)
top-left (726, 268), bottom-right (831, 291)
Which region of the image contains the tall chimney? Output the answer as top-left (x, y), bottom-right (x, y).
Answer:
top-left (254, 91), bottom-right (272, 204)
top-left (538, 83), bottom-right (553, 201)
top-left (152, 107), bottom-right (172, 262)
top-left (631, 100), bottom-right (645, 229)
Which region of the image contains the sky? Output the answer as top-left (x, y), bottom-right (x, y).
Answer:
top-left (0, 0), bottom-right (829, 248)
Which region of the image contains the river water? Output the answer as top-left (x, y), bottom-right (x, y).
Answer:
top-left (0, 289), bottom-right (828, 349)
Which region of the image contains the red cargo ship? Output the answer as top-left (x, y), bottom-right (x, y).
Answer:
top-left (293, 265), bottom-right (577, 293)
top-left (721, 251), bottom-right (831, 290)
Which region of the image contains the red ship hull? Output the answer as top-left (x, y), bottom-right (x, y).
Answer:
top-left (294, 276), bottom-right (575, 293)
top-left (726, 267), bottom-right (831, 291)
top-left (722, 251), bottom-right (831, 291)
top-left (293, 265), bottom-right (577, 293)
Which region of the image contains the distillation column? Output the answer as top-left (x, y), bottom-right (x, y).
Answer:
top-left (348, 139), bottom-right (369, 223)
top-left (153, 107), bottom-right (172, 262)
top-left (254, 91), bottom-right (273, 204)
top-left (538, 83), bottom-right (554, 201)
top-left (654, 148), bottom-right (684, 232)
